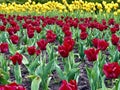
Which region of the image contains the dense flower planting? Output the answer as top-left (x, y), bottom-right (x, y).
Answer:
top-left (0, 0), bottom-right (120, 15)
top-left (0, 13), bottom-right (120, 90)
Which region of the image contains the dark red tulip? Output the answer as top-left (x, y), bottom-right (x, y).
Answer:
top-left (69, 80), bottom-right (78, 90)
top-left (0, 25), bottom-right (5, 31)
top-left (62, 23), bottom-right (70, 32)
top-left (59, 80), bottom-right (77, 90)
top-left (27, 29), bottom-right (34, 38)
top-left (63, 37), bottom-right (75, 52)
top-left (80, 32), bottom-right (88, 40)
top-left (84, 48), bottom-right (99, 61)
top-left (35, 49), bottom-right (41, 56)
top-left (46, 30), bottom-right (57, 43)
top-left (98, 40), bottom-right (109, 51)
top-left (0, 42), bottom-right (9, 53)
top-left (110, 27), bottom-right (118, 34)
top-left (37, 39), bottom-right (48, 50)
top-left (27, 46), bottom-right (36, 55)
top-left (7, 27), bottom-right (15, 35)
top-left (92, 38), bottom-right (109, 51)
top-left (111, 34), bottom-right (119, 46)
top-left (108, 18), bottom-right (115, 25)
top-left (35, 26), bottom-right (42, 33)
top-left (0, 82), bottom-right (26, 90)
top-left (79, 24), bottom-right (86, 32)
top-left (9, 52), bottom-right (23, 65)
top-left (64, 30), bottom-right (72, 37)
top-left (103, 62), bottom-right (120, 79)
top-left (97, 24), bottom-right (106, 31)
top-left (102, 19), bottom-right (107, 25)
top-left (10, 35), bottom-right (19, 44)
top-left (58, 45), bottom-right (69, 58)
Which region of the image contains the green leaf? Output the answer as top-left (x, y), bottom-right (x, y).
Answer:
top-left (44, 60), bottom-right (54, 78)
top-left (22, 55), bottom-right (29, 65)
top-left (14, 64), bottom-right (22, 84)
top-left (9, 44), bottom-right (17, 55)
top-left (101, 76), bottom-right (108, 90)
top-left (67, 68), bottom-right (79, 82)
top-left (0, 68), bottom-right (9, 80)
top-left (0, 77), bottom-right (9, 84)
top-left (55, 63), bottom-right (65, 80)
top-left (35, 65), bottom-right (43, 76)
top-left (31, 76), bottom-right (41, 90)
top-left (28, 56), bottom-right (39, 74)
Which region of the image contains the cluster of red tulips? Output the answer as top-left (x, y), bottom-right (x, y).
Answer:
top-left (0, 13), bottom-right (120, 90)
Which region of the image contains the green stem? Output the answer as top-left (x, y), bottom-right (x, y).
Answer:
top-left (14, 63), bottom-right (22, 84)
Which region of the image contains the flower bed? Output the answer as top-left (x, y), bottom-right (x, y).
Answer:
top-left (0, 0), bottom-right (120, 15)
top-left (0, 11), bottom-right (120, 90)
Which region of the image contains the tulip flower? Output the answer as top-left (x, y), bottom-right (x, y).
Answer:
top-left (9, 52), bottom-right (23, 65)
top-left (58, 45), bottom-right (69, 58)
top-left (10, 35), bottom-right (19, 44)
top-left (92, 38), bottom-right (109, 51)
top-left (37, 39), bottom-right (48, 50)
top-left (103, 62), bottom-right (120, 79)
top-left (0, 42), bottom-right (9, 53)
top-left (0, 82), bottom-right (26, 90)
top-left (27, 46), bottom-right (36, 55)
top-left (46, 30), bottom-right (57, 43)
top-left (111, 34), bottom-right (119, 46)
top-left (59, 80), bottom-right (77, 90)
top-left (63, 37), bottom-right (75, 52)
top-left (84, 48), bottom-right (99, 61)
top-left (80, 32), bottom-right (88, 40)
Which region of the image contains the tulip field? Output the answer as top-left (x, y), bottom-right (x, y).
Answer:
top-left (0, 0), bottom-right (120, 90)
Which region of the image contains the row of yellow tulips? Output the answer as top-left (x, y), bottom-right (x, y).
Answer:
top-left (0, 0), bottom-right (120, 15)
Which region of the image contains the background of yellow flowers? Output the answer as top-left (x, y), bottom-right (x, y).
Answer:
top-left (0, 0), bottom-right (119, 15)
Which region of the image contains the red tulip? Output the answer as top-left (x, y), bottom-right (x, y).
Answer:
top-left (103, 62), bottom-right (120, 79)
top-left (27, 46), bottom-right (36, 55)
top-left (110, 27), bottom-right (118, 34)
top-left (84, 48), bottom-right (99, 61)
top-left (35, 49), bottom-right (41, 56)
top-left (10, 35), bottom-right (19, 44)
top-left (97, 24), bottom-right (106, 31)
top-left (102, 19), bottom-right (107, 25)
top-left (0, 82), bottom-right (26, 90)
top-left (46, 30), bottom-right (57, 43)
top-left (27, 29), bottom-right (34, 38)
top-left (58, 45), bottom-right (69, 58)
top-left (35, 26), bottom-right (41, 33)
top-left (64, 30), bottom-right (72, 37)
top-left (80, 32), bottom-right (88, 40)
top-left (108, 18), bottom-right (115, 25)
top-left (111, 34), bottom-right (119, 46)
top-left (98, 40), bottom-right (109, 51)
top-left (0, 25), bottom-right (5, 31)
top-left (63, 37), bottom-right (75, 52)
top-left (27, 25), bottom-right (35, 38)
top-left (92, 38), bottom-right (109, 51)
top-left (79, 24), bottom-right (86, 32)
top-left (7, 27), bottom-right (15, 35)
top-left (9, 52), bottom-right (23, 65)
top-left (59, 80), bottom-right (77, 90)
top-left (37, 39), bottom-right (48, 50)
top-left (0, 42), bottom-right (9, 53)
top-left (69, 80), bottom-right (78, 90)
top-left (62, 23), bottom-right (70, 32)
